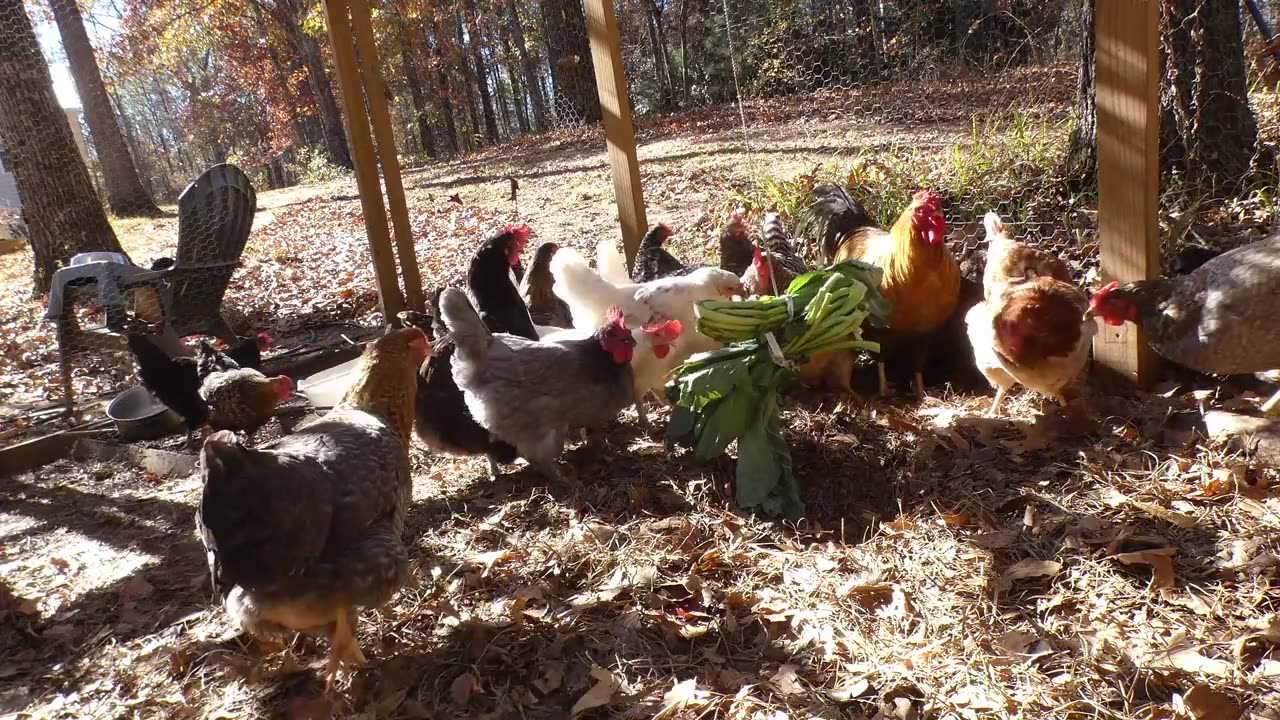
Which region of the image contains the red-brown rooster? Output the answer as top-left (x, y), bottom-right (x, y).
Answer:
top-left (798, 186), bottom-right (961, 397)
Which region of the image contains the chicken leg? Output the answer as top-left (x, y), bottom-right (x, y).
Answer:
top-left (876, 363), bottom-right (889, 397)
top-left (988, 387), bottom-right (1008, 416)
top-left (325, 608), bottom-right (365, 691)
top-left (1262, 388), bottom-right (1280, 416)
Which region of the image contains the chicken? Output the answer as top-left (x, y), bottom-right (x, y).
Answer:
top-left (597, 238), bottom-right (631, 286)
top-left (981, 212), bottom-right (1072, 301)
top-left (407, 228), bottom-right (542, 479)
top-left (126, 333), bottom-right (208, 443)
top-left (520, 241), bottom-right (573, 328)
top-left (195, 327), bottom-right (430, 689)
top-left (799, 185), bottom-right (961, 397)
top-left (438, 287), bottom-right (636, 481)
top-left (199, 368), bottom-right (294, 439)
top-left (194, 333), bottom-right (272, 381)
top-left (632, 223), bottom-right (700, 282)
top-left (552, 246), bottom-right (742, 340)
top-left (470, 224), bottom-right (537, 340)
top-left (1168, 245), bottom-right (1222, 276)
top-left (1086, 231), bottom-right (1280, 413)
top-left (718, 210), bottom-right (756, 277)
top-left (740, 212), bottom-right (807, 296)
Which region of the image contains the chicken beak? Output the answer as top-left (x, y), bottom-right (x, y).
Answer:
top-left (1082, 308), bottom-right (1096, 323)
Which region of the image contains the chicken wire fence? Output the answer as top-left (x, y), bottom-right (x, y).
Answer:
top-left (654, 0), bottom-right (1280, 279)
top-left (1, 0), bottom-right (1278, 430)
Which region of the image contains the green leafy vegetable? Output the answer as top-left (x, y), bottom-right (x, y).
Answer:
top-left (666, 259), bottom-right (891, 519)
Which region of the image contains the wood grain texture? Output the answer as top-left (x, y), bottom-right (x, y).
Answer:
top-left (350, 0), bottom-right (425, 312)
top-left (1095, 0), bottom-right (1161, 386)
top-left (323, 0), bottom-right (405, 319)
top-left (583, 0), bottom-right (649, 269)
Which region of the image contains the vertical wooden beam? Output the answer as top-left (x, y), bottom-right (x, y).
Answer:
top-left (349, 0), bottom-right (425, 312)
top-left (1094, 0), bottom-right (1161, 387)
top-left (583, 0), bottom-right (648, 269)
top-left (323, 0), bottom-right (405, 319)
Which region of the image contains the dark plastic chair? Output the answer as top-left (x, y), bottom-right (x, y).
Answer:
top-left (121, 163), bottom-right (257, 340)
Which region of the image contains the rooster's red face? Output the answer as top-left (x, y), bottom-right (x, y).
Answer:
top-left (504, 223), bottom-right (530, 265)
top-left (910, 190), bottom-right (947, 246)
top-left (601, 306), bottom-right (637, 364)
top-left (751, 247), bottom-right (771, 288)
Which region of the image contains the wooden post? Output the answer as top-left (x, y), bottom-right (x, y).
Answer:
top-left (1094, 0), bottom-right (1161, 387)
top-left (583, 0), bottom-right (648, 269)
top-left (323, 0), bottom-right (404, 319)
top-left (349, 0), bottom-right (425, 312)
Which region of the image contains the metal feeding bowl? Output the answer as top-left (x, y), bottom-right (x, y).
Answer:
top-left (106, 386), bottom-right (183, 441)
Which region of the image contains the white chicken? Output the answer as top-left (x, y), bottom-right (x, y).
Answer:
top-left (552, 246), bottom-right (742, 424)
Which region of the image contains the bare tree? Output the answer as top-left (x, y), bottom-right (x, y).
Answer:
top-left (50, 0), bottom-right (159, 216)
top-left (0, 0), bottom-right (128, 295)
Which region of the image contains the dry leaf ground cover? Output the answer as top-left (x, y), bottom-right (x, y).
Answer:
top-left (3, 67), bottom-right (1280, 718)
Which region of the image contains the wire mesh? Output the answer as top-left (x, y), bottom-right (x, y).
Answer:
top-left (0, 0), bottom-right (1277, 436)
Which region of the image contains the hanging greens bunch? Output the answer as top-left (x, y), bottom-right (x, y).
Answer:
top-left (666, 260), bottom-right (891, 519)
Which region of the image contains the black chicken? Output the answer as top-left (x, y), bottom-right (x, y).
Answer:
top-left (408, 230), bottom-right (539, 479)
top-left (631, 223), bottom-right (701, 282)
top-left (194, 333), bottom-right (272, 380)
top-left (126, 334), bottom-right (208, 444)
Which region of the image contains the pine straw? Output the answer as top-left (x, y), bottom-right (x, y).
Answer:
top-left (2, 378), bottom-right (1279, 719)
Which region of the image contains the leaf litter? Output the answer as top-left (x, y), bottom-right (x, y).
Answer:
top-left (0, 68), bottom-right (1279, 719)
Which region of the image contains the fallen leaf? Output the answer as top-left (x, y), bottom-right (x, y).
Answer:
top-left (571, 665), bottom-right (623, 716)
top-left (996, 630), bottom-right (1038, 655)
top-left (534, 662), bottom-right (564, 694)
top-left (656, 678), bottom-right (711, 717)
top-left (1181, 684), bottom-right (1243, 720)
top-left (1162, 646), bottom-right (1234, 678)
top-left (119, 575), bottom-right (154, 602)
top-left (1002, 559), bottom-right (1062, 582)
top-left (769, 664), bottom-right (804, 695)
top-left (970, 529), bottom-right (1018, 549)
top-left (1109, 547), bottom-right (1177, 589)
top-left (843, 582), bottom-right (895, 610)
top-left (827, 677), bottom-right (870, 702)
top-left (449, 672), bottom-right (477, 705)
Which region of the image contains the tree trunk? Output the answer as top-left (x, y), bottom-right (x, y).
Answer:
top-left (429, 12), bottom-right (460, 154)
top-left (1160, 0), bottom-right (1260, 192)
top-left (277, 0), bottom-right (352, 170)
top-left (645, 0), bottom-right (674, 109)
top-left (505, 0), bottom-right (549, 131)
top-left (678, 0), bottom-right (690, 102)
top-left (503, 35), bottom-right (532, 133)
top-left (463, 0), bottom-right (500, 143)
top-left (399, 35), bottom-right (437, 156)
top-left (50, 0), bottom-right (159, 217)
top-left (1066, 0), bottom-right (1096, 183)
top-left (542, 0), bottom-right (601, 124)
top-left (0, 0), bottom-right (128, 295)
top-left (454, 9), bottom-right (480, 150)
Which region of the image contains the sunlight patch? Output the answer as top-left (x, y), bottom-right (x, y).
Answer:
top-left (0, 528), bottom-right (156, 620)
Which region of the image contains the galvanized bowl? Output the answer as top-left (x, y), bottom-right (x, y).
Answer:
top-left (106, 386), bottom-right (183, 441)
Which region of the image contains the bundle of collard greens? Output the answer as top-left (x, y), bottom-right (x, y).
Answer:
top-left (666, 260), bottom-right (891, 518)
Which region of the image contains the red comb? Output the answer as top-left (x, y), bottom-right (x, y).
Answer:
top-left (912, 189), bottom-right (942, 208)
top-left (605, 305), bottom-right (626, 327)
top-left (658, 222), bottom-right (674, 236)
top-left (643, 319), bottom-right (682, 343)
top-left (504, 223), bottom-right (530, 242)
top-left (257, 331), bottom-right (273, 348)
top-left (1090, 281), bottom-right (1120, 309)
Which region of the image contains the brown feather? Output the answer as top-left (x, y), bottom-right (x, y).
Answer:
top-left (991, 278), bottom-right (1088, 367)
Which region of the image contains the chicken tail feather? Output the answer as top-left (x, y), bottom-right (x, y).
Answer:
top-left (799, 184), bottom-right (877, 263)
top-left (438, 288), bottom-right (491, 365)
top-left (596, 240), bottom-right (630, 286)
top-left (551, 247), bottom-right (618, 329)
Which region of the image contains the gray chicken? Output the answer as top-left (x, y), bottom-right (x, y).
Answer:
top-left (195, 326), bottom-right (431, 689)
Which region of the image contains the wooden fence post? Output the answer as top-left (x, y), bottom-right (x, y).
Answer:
top-left (1094, 0), bottom-right (1161, 387)
top-left (583, 0), bottom-right (648, 268)
top-left (323, 0), bottom-right (404, 320)
top-left (349, 0), bottom-right (425, 312)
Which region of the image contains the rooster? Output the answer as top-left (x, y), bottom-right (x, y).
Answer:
top-left (1087, 230), bottom-right (1280, 414)
top-left (196, 327), bottom-right (430, 690)
top-left (439, 288), bottom-right (636, 481)
top-left (799, 186), bottom-right (960, 397)
top-left (632, 223), bottom-right (700, 282)
top-left (521, 242), bottom-right (573, 329)
top-left (966, 213), bottom-right (1094, 413)
top-left (126, 333), bottom-right (208, 444)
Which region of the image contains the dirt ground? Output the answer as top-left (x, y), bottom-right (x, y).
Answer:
top-left (3, 66), bottom-right (1280, 719)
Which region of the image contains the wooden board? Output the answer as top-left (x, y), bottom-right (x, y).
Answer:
top-left (322, 0), bottom-right (405, 319)
top-left (349, 0), bottom-right (425, 312)
top-left (583, 0), bottom-right (648, 269)
top-left (1094, 0), bottom-right (1161, 387)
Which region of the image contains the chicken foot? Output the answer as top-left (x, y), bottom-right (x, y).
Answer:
top-left (324, 608), bottom-right (365, 691)
top-left (988, 387), bottom-right (1008, 416)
